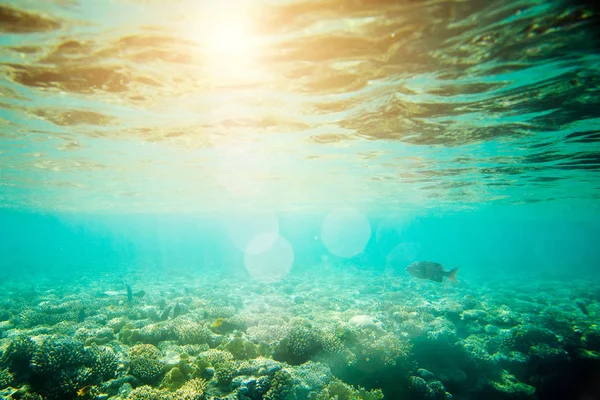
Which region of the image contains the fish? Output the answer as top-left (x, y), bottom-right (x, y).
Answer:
top-left (173, 303), bottom-right (184, 318)
top-left (77, 309), bottom-right (86, 323)
top-left (406, 261), bottom-right (458, 283)
top-left (126, 283), bottom-right (133, 304)
top-left (172, 302), bottom-right (188, 318)
top-left (161, 305), bottom-right (172, 321)
top-left (212, 318), bottom-right (224, 328)
top-left (77, 385), bottom-right (91, 396)
top-left (576, 300), bottom-right (589, 316)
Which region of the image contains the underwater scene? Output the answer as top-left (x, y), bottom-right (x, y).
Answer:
top-left (1, 0), bottom-right (600, 399)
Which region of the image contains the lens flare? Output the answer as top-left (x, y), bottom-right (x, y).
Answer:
top-left (244, 234), bottom-right (294, 283)
top-left (227, 211), bottom-right (279, 253)
top-left (321, 208), bottom-right (371, 258)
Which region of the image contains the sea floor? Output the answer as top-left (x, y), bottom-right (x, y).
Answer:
top-left (1, 265), bottom-right (599, 400)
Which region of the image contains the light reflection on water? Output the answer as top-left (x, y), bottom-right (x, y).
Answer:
top-left (0, 0), bottom-right (598, 213)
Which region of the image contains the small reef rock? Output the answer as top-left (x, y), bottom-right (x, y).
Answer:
top-left (348, 315), bottom-right (386, 335)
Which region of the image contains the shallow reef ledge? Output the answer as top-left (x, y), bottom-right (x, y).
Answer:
top-left (1, 270), bottom-right (599, 400)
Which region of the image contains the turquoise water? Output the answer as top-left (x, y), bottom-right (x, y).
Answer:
top-left (1, 0), bottom-right (600, 399)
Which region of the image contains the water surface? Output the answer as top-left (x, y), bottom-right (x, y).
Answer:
top-left (0, 0), bottom-right (598, 213)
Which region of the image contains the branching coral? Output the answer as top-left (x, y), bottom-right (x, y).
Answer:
top-left (0, 336), bottom-right (37, 374)
top-left (276, 325), bottom-right (324, 365)
top-left (175, 378), bottom-right (207, 400)
top-left (127, 385), bottom-right (175, 400)
top-left (86, 344), bottom-right (119, 381)
top-left (264, 369), bottom-right (296, 400)
top-left (220, 336), bottom-right (259, 360)
top-left (408, 376), bottom-right (451, 400)
top-left (0, 367), bottom-right (13, 389)
top-left (195, 349), bottom-right (237, 388)
top-left (175, 321), bottom-right (218, 347)
top-left (314, 379), bottom-right (384, 400)
top-left (129, 344), bottom-right (165, 384)
top-left (30, 337), bottom-right (86, 375)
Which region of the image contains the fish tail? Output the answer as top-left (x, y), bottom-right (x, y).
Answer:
top-left (447, 267), bottom-right (458, 283)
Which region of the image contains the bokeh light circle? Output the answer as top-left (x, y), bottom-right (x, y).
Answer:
top-left (244, 234), bottom-right (294, 282)
top-left (227, 211), bottom-right (278, 253)
top-left (385, 241), bottom-right (421, 274)
top-left (321, 208), bottom-right (371, 258)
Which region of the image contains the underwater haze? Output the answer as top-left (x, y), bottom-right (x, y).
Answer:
top-left (1, 0), bottom-right (600, 399)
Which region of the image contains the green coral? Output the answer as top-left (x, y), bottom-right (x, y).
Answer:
top-left (582, 326), bottom-right (600, 351)
top-left (408, 376), bottom-right (451, 400)
top-left (290, 361), bottom-right (334, 399)
top-left (529, 343), bottom-right (569, 363)
top-left (86, 344), bottom-right (119, 381)
top-left (0, 367), bottom-right (13, 389)
top-left (264, 369), bottom-right (296, 400)
top-left (39, 367), bottom-right (94, 399)
top-left (277, 325), bottom-right (324, 365)
top-left (17, 308), bottom-right (79, 328)
top-left (124, 323), bottom-right (177, 345)
top-left (8, 389), bottom-right (44, 400)
top-left (177, 353), bottom-right (197, 377)
top-left (175, 378), bottom-right (207, 400)
top-left (320, 331), bottom-right (345, 356)
top-left (160, 367), bottom-right (187, 391)
top-left (489, 370), bottom-right (535, 399)
top-left (129, 344), bottom-right (165, 384)
top-left (356, 387), bottom-right (385, 400)
top-left (83, 327), bottom-right (116, 346)
top-left (181, 344), bottom-right (210, 357)
top-left (0, 336), bottom-right (38, 374)
top-left (220, 337), bottom-right (258, 360)
top-left (108, 317), bottom-right (128, 333)
top-left (215, 359), bottom-right (237, 388)
top-left (128, 385), bottom-right (175, 400)
top-left (341, 329), bottom-right (412, 373)
top-left (175, 321), bottom-right (217, 346)
top-left (511, 325), bottom-right (559, 353)
top-left (205, 306), bottom-right (236, 319)
top-left (30, 337), bottom-right (86, 375)
top-left (0, 309), bottom-right (12, 322)
top-left (197, 349), bottom-right (234, 366)
top-left (2, 335), bottom-right (118, 399)
top-left (313, 379), bottom-right (384, 400)
top-left (195, 349), bottom-right (236, 387)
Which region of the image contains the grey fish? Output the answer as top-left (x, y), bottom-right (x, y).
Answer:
top-left (161, 305), bottom-right (172, 321)
top-left (126, 283), bottom-right (133, 303)
top-left (576, 300), bottom-right (589, 316)
top-left (172, 302), bottom-right (188, 318)
top-left (406, 261), bottom-right (458, 283)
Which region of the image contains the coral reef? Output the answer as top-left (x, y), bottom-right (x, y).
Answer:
top-left (1, 269), bottom-right (599, 399)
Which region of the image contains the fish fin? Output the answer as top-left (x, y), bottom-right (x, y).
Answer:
top-left (447, 267), bottom-right (458, 283)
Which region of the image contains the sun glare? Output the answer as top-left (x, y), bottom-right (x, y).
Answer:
top-left (186, 1), bottom-right (262, 82)
top-left (206, 17), bottom-right (254, 59)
